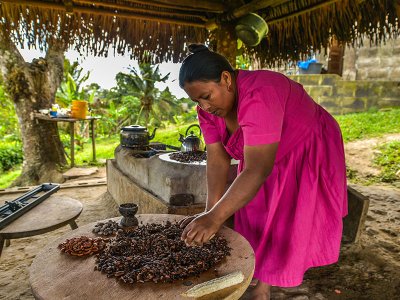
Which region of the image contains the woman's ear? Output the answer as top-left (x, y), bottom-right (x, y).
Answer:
top-left (220, 71), bottom-right (232, 89)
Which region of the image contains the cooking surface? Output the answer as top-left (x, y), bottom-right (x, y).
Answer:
top-left (158, 153), bottom-right (207, 165)
top-left (29, 214), bottom-right (255, 300)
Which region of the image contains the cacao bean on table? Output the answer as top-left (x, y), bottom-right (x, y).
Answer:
top-left (95, 221), bottom-right (231, 284)
top-left (92, 220), bottom-right (123, 236)
top-left (58, 236), bottom-right (108, 257)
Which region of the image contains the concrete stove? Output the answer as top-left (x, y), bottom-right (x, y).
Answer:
top-left (107, 146), bottom-right (238, 215)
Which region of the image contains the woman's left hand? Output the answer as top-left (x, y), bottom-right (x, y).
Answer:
top-left (181, 212), bottom-right (221, 247)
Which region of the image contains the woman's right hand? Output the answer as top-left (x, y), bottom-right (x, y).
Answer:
top-left (178, 212), bottom-right (206, 229)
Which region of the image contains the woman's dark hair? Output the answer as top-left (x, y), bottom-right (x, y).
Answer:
top-left (179, 44), bottom-right (234, 88)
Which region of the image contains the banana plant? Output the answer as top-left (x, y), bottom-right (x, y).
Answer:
top-left (56, 59), bottom-right (91, 107)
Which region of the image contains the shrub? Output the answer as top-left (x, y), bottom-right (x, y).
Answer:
top-left (374, 141), bottom-right (400, 183)
top-left (0, 143), bottom-right (23, 172)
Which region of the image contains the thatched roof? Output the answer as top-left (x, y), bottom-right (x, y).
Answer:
top-left (0, 0), bottom-right (398, 65)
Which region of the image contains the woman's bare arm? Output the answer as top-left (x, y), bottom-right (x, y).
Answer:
top-left (182, 142), bottom-right (278, 245)
top-left (209, 143), bottom-right (278, 223)
top-left (179, 142), bottom-right (230, 228)
top-left (205, 142), bottom-right (231, 211)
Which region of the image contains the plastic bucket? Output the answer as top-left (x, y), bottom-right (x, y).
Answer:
top-left (71, 100), bottom-right (88, 119)
top-left (299, 63), bottom-right (323, 74)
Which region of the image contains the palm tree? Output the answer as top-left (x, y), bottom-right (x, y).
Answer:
top-left (115, 57), bottom-right (182, 127)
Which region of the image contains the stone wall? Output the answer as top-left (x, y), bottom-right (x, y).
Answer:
top-left (313, 38), bottom-right (400, 81)
top-left (342, 38), bottom-right (400, 81)
top-left (288, 74), bottom-right (400, 115)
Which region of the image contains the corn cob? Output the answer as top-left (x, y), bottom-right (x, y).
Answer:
top-left (181, 271), bottom-right (244, 298)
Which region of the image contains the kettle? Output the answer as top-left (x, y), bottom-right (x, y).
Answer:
top-left (120, 125), bottom-right (157, 148)
top-left (179, 124), bottom-right (204, 152)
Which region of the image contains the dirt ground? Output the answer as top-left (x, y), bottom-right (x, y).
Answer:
top-left (1, 135), bottom-right (400, 300)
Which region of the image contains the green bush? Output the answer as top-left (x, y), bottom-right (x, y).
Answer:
top-left (0, 82), bottom-right (20, 140)
top-left (374, 141), bottom-right (400, 183)
top-left (335, 108), bottom-right (400, 142)
top-left (0, 167), bottom-right (21, 189)
top-left (0, 143), bottom-right (23, 171)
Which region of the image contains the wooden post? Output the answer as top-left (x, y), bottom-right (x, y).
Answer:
top-left (70, 122), bottom-right (75, 168)
top-left (328, 37), bottom-right (345, 76)
top-left (90, 119), bottom-right (96, 162)
top-left (396, 0), bottom-right (400, 19)
top-left (216, 23), bottom-right (237, 68)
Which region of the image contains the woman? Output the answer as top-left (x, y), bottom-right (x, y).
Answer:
top-left (179, 44), bottom-right (347, 299)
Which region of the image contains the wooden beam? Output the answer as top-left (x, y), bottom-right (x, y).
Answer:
top-left (228, 0), bottom-right (287, 20)
top-left (267, 0), bottom-right (341, 25)
top-left (146, 0), bottom-right (225, 12)
top-left (1, 0), bottom-right (207, 28)
top-left (396, 0), bottom-right (400, 18)
top-left (75, 0), bottom-right (208, 21)
top-left (73, 0), bottom-right (224, 13)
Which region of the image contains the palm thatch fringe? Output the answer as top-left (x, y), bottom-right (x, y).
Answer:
top-left (0, 0), bottom-right (398, 65)
top-left (0, 1), bottom-right (207, 63)
top-left (251, 0), bottom-right (398, 66)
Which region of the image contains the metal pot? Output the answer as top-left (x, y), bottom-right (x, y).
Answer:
top-left (120, 125), bottom-right (157, 149)
top-left (235, 13), bottom-right (268, 47)
top-left (178, 124), bottom-right (204, 152)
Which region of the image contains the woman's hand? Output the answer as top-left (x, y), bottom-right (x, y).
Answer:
top-left (178, 212), bottom-right (206, 229)
top-left (181, 212), bottom-right (222, 247)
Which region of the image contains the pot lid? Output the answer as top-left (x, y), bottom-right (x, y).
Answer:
top-left (185, 131), bottom-right (201, 141)
top-left (121, 125), bottom-right (147, 132)
top-left (183, 131), bottom-right (201, 143)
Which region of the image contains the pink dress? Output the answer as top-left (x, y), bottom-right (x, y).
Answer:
top-left (198, 70), bottom-right (347, 287)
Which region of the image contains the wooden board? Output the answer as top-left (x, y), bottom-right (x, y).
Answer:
top-left (0, 196), bottom-right (82, 239)
top-left (30, 214), bottom-right (255, 300)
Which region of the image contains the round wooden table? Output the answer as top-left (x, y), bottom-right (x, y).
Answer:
top-left (30, 214), bottom-right (255, 300)
top-left (0, 196), bottom-right (82, 257)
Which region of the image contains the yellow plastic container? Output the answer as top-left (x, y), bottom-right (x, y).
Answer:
top-left (71, 100), bottom-right (88, 119)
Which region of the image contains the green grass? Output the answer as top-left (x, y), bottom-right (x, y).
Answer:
top-left (347, 140), bottom-right (400, 185)
top-left (152, 122), bottom-right (199, 148)
top-left (72, 135), bottom-right (120, 166)
top-left (0, 167), bottom-right (21, 189)
top-left (335, 108), bottom-right (400, 142)
top-left (373, 141), bottom-right (400, 183)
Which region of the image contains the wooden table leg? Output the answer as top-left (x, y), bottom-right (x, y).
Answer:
top-left (69, 220), bottom-right (78, 230)
top-left (70, 122), bottom-right (75, 167)
top-left (90, 119), bottom-right (96, 162)
top-left (0, 236), bottom-right (4, 257)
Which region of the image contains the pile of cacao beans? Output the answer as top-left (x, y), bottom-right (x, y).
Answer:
top-left (95, 221), bottom-right (230, 284)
